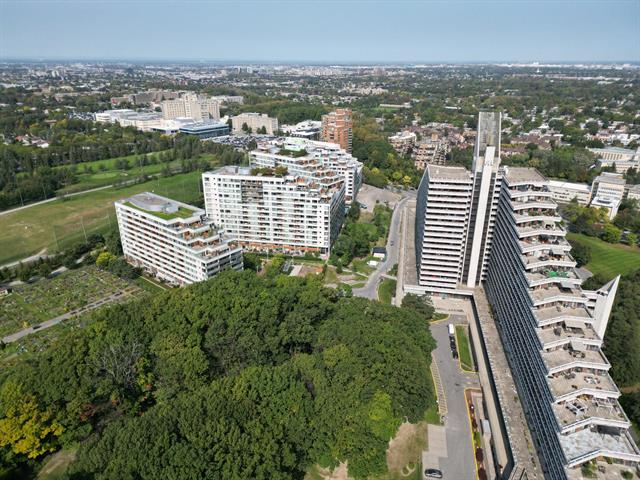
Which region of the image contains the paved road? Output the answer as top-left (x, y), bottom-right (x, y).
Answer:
top-left (2, 287), bottom-right (137, 344)
top-left (427, 315), bottom-right (480, 480)
top-left (353, 192), bottom-right (414, 300)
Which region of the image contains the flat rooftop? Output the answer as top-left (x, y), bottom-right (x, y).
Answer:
top-left (560, 427), bottom-right (640, 465)
top-left (504, 167), bottom-right (547, 185)
top-left (594, 173), bottom-right (626, 186)
top-left (554, 397), bottom-right (628, 430)
top-left (120, 192), bottom-right (201, 221)
top-left (542, 347), bottom-right (609, 371)
top-left (427, 164), bottom-right (472, 182)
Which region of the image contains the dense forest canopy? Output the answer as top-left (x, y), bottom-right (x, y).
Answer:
top-left (0, 270), bottom-right (436, 479)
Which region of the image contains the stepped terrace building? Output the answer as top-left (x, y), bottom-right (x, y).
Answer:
top-left (413, 111), bottom-right (640, 479)
top-left (115, 193), bottom-right (243, 286)
top-left (202, 165), bottom-right (345, 256)
top-left (484, 166), bottom-right (640, 479)
top-left (250, 137), bottom-right (363, 204)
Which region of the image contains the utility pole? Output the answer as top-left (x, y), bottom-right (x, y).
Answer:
top-left (80, 216), bottom-right (88, 242)
top-left (52, 226), bottom-right (59, 251)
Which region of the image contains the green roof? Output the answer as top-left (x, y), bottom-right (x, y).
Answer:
top-left (124, 202), bottom-right (198, 221)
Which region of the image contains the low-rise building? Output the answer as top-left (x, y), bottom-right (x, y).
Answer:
top-left (590, 146), bottom-right (640, 173)
top-left (627, 184), bottom-right (640, 202)
top-left (231, 112), bottom-right (279, 135)
top-left (547, 180), bottom-right (592, 205)
top-left (389, 131), bottom-right (417, 156)
top-left (115, 192), bottom-right (243, 286)
top-left (178, 121), bottom-right (230, 139)
top-left (282, 120), bottom-right (322, 140)
top-left (413, 133), bottom-right (449, 169)
top-left (202, 165), bottom-right (345, 256)
top-left (590, 172), bottom-right (626, 219)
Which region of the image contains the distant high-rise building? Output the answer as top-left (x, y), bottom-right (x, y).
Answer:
top-left (321, 108), bottom-right (353, 153)
top-left (231, 112), bottom-right (279, 135)
top-left (161, 93), bottom-right (220, 122)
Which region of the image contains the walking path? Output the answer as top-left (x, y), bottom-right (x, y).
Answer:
top-left (0, 184), bottom-right (114, 217)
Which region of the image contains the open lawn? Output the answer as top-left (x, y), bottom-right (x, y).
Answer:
top-left (378, 278), bottom-right (397, 304)
top-left (54, 151), bottom-right (182, 193)
top-left (566, 233), bottom-right (640, 280)
top-left (0, 265), bottom-right (137, 337)
top-left (455, 325), bottom-right (475, 372)
top-left (0, 172), bottom-right (202, 265)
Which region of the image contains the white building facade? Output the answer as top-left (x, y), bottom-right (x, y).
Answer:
top-left (548, 180), bottom-right (592, 205)
top-left (250, 138), bottom-right (363, 204)
top-left (202, 166), bottom-right (345, 255)
top-left (115, 193), bottom-right (242, 286)
top-left (231, 113), bottom-right (279, 135)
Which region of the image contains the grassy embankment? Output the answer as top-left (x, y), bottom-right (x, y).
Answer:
top-left (566, 232), bottom-right (640, 280)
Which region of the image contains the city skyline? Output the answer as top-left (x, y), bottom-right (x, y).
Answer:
top-left (1, 0), bottom-right (639, 63)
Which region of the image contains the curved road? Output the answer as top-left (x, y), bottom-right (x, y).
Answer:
top-left (353, 192), bottom-right (414, 300)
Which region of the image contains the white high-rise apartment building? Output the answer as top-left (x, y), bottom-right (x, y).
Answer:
top-left (115, 192), bottom-right (242, 286)
top-left (415, 111), bottom-right (501, 293)
top-left (161, 93), bottom-right (220, 122)
top-left (202, 166), bottom-right (345, 255)
top-left (250, 137), bottom-right (363, 203)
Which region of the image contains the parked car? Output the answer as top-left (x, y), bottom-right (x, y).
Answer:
top-left (424, 468), bottom-right (443, 479)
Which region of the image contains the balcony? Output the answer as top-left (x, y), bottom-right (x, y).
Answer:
top-left (548, 371), bottom-right (619, 402)
top-left (529, 283), bottom-right (585, 306)
top-left (522, 251), bottom-right (576, 270)
top-left (534, 304), bottom-right (592, 326)
top-left (561, 428), bottom-right (640, 468)
top-left (537, 322), bottom-right (601, 349)
top-left (542, 346), bottom-right (610, 374)
top-left (516, 222), bottom-right (566, 238)
top-left (554, 397), bottom-right (630, 432)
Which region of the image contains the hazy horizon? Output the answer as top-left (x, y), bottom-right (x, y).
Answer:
top-left (1, 0), bottom-right (639, 63)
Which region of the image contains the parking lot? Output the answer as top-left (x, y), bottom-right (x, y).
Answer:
top-left (422, 314), bottom-right (480, 480)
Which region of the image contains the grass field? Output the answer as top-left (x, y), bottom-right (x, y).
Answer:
top-left (566, 233), bottom-right (640, 280)
top-left (378, 278), bottom-right (397, 304)
top-left (455, 325), bottom-right (475, 372)
top-left (55, 151), bottom-right (178, 192)
top-left (0, 171), bottom-right (202, 265)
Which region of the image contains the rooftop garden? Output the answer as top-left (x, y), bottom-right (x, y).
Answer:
top-left (250, 166), bottom-right (289, 177)
top-left (124, 202), bottom-right (197, 221)
top-left (278, 148), bottom-right (308, 158)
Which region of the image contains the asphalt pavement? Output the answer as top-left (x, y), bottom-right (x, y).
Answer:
top-left (426, 315), bottom-right (480, 480)
top-left (352, 192), bottom-right (414, 300)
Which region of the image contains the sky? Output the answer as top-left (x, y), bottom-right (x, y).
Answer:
top-left (0, 0), bottom-right (639, 63)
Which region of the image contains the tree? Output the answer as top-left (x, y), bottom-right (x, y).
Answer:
top-left (569, 239), bottom-right (591, 267)
top-left (401, 293), bottom-right (435, 319)
top-left (96, 251), bottom-right (116, 269)
top-left (0, 381), bottom-right (64, 459)
top-left (601, 224), bottom-right (622, 244)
